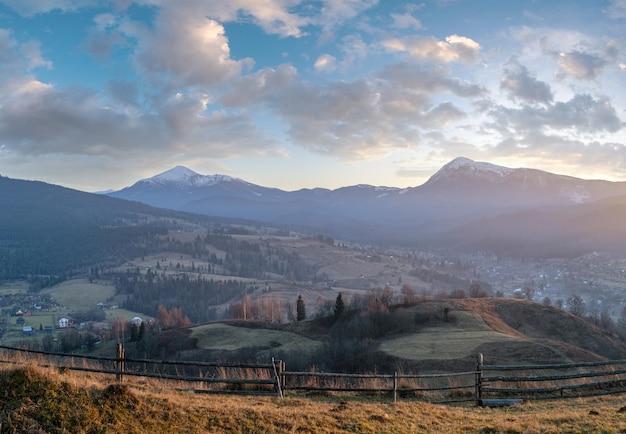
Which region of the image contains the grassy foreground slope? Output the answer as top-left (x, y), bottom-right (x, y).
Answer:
top-left (2, 364), bottom-right (626, 433)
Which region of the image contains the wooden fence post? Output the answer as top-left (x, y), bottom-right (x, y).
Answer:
top-left (475, 353), bottom-right (483, 406)
top-left (280, 360), bottom-right (286, 391)
top-left (393, 372), bottom-right (398, 404)
top-left (116, 343), bottom-right (125, 383)
top-left (272, 358), bottom-right (284, 399)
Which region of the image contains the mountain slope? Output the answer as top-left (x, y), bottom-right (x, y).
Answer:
top-left (0, 175), bottom-right (208, 280)
top-left (429, 193), bottom-right (626, 257)
top-left (104, 158), bottom-right (626, 253)
top-left (411, 157), bottom-right (626, 208)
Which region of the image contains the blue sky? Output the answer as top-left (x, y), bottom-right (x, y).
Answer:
top-left (0, 0), bottom-right (625, 192)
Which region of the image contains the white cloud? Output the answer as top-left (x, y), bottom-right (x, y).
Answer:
top-left (605, 0), bottom-right (626, 19)
top-left (557, 50), bottom-right (609, 80)
top-left (0, 16), bottom-right (279, 162)
top-left (107, 80), bottom-right (139, 108)
top-left (0, 82), bottom-right (279, 161)
top-left (0, 28), bottom-right (53, 94)
top-left (318, 0), bottom-right (379, 31)
top-left (314, 54), bottom-right (337, 71)
top-left (382, 34), bottom-right (481, 64)
top-left (0, 28), bottom-right (18, 70)
top-left (20, 40), bottom-right (52, 70)
top-left (0, 85), bottom-right (162, 156)
top-left (120, 5), bottom-right (249, 90)
top-left (500, 64), bottom-right (553, 103)
top-left (508, 27), bottom-right (621, 82)
top-left (0, 0), bottom-right (100, 15)
top-left (390, 12), bottom-right (422, 30)
top-left (220, 64), bottom-right (298, 107)
top-left (490, 131), bottom-right (626, 181)
top-left (139, 0), bottom-right (310, 38)
top-left (264, 65), bottom-right (480, 160)
top-left (1, 0), bottom-right (624, 189)
top-left (487, 94), bottom-right (622, 136)
top-left (378, 63), bottom-right (486, 97)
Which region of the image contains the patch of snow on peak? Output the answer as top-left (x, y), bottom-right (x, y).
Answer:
top-left (427, 157), bottom-right (513, 183)
top-left (446, 157), bottom-right (512, 176)
top-left (193, 174), bottom-right (235, 187)
top-left (141, 166), bottom-right (237, 187)
top-left (150, 166), bottom-right (199, 182)
top-left (374, 186), bottom-right (399, 192)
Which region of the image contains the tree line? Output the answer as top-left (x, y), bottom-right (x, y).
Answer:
top-left (116, 270), bottom-right (254, 323)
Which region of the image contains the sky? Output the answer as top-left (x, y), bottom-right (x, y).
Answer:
top-left (0, 0), bottom-right (625, 192)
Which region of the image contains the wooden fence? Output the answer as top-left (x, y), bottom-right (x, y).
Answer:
top-left (3, 345), bottom-right (626, 405)
top-left (0, 344), bottom-right (280, 396)
top-left (478, 354), bottom-right (626, 405)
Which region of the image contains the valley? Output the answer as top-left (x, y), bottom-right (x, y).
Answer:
top-left (4, 157), bottom-right (626, 373)
top-left (3, 227), bottom-right (626, 374)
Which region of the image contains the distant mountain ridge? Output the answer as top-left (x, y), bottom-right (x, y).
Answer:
top-left (106, 158), bottom-right (626, 255)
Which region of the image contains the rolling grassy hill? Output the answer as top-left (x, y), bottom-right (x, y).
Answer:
top-left (135, 298), bottom-right (626, 374)
top-left (3, 298), bottom-right (626, 432)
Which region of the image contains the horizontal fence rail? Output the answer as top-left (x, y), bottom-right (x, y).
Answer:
top-left (478, 354), bottom-right (626, 404)
top-left (0, 344), bottom-right (281, 397)
top-left (281, 370), bottom-right (478, 403)
top-left (4, 345), bottom-right (626, 405)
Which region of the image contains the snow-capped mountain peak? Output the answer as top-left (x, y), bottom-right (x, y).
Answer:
top-left (140, 166), bottom-right (236, 187)
top-left (149, 166), bottom-right (200, 182)
top-left (425, 157), bottom-right (513, 184)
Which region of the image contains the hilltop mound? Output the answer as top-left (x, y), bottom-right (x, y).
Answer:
top-left (162, 298), bottom-right (626, 374)
top-left (374, 299), bottom-right (626, 372)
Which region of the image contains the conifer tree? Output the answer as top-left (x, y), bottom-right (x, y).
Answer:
top-left (334, 293), bottom-right (344, 320)
top-left (296, 294), bottom-right (306, 321)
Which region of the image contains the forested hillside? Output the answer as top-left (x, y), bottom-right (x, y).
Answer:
top-left (114, 232), bottom-right (324, 322)
top-left (0, 176), bottom-right (209, 285)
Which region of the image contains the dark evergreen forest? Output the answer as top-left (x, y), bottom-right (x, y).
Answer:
top-left (0, 175), bottom-right (208, 285)
top-left (112, 232), bottom-right (321, 322)
top-left (117, 271), bottom-right (251, 323)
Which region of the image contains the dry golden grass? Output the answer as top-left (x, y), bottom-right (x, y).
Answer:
top-left (379, 310), bottom-right (522, 361)
top-left (3, 356), bottom-right (626, 433)
top-left (40, 278), bottom-right (116, 309)
top-left (0, 280), bottom-right (29, 295)
top-left (190, 323), bottom-right (323, 353)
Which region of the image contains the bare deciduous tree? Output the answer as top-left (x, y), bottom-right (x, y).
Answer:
top-left (567, 294), bottom-right (586, 317)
